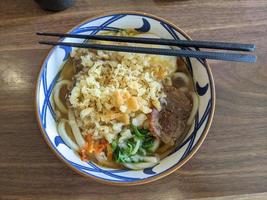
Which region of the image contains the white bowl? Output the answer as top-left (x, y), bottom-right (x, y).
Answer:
top-left (35, 11), bottom-right (215, 186)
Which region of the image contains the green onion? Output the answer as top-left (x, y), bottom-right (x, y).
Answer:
top-left (118, 152), bottom-right (132, 163)
top-left (131, 139), bottom-right (141, 155)
top-left (113, 126), bottom-right (159, 164)
top-left (114, 149), bottom-right (131, 163)
top-left (142, 136), bottom-right (154, 150)
top-left (111, 140), bottom-right (118, 151)
top-left (139, 128), bottom-right (149, 135)
top-left (131, 125), bottom-right (146, 139)
top-left (125, 142), bottom-right (133, 155)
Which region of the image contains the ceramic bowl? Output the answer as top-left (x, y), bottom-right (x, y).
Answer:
top-left (35, 11), bottom-right (215, 186)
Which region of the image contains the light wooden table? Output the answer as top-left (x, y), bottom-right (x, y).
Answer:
top-left (0, 0), bottom-right (266, 199)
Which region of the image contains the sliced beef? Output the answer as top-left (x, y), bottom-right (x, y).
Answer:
top-left (149, 109), bottom-right (161, 138)
top-left (172, 76), bottom-right (187, 89)
top-left (150, 86), bottom-right (192, 145)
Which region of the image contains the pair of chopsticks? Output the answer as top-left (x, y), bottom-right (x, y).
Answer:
top-left (37, 32), bottom-right (256, 63)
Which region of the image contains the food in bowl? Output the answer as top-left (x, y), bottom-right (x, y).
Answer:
top-left (52, 29), bottom-right (199, 170)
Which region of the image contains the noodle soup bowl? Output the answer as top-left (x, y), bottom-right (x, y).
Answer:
top-left (35, 11), bottom-right (215, 185)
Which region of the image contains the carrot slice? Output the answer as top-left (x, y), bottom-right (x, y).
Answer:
top-left (80, 143), bottom-right (89, 161)
top-left (85, 134), bottom-right (95, 153)
top-left (84, 134), bottom-right (109, 155)
top-left (94, 140), bottom-right (108, 155)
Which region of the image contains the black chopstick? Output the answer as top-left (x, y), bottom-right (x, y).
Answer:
top-left (39, 40), bottom-right (257, 63)
top-left (37, 32), bottom-right (255, 52)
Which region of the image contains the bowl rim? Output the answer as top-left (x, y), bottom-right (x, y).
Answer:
top-left (35, 10), bottom-right (216, 186)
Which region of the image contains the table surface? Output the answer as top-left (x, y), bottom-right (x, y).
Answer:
top-left (0, 0), bottom-right (267, 199)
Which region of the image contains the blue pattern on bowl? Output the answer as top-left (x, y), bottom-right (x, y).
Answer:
top-left (36, 12), bottom-right (214, 184)
top-left (135, 18), bottom-right (151, 32)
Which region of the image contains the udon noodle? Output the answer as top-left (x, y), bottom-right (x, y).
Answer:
top-left (52, 30), bottom-right (199, 169)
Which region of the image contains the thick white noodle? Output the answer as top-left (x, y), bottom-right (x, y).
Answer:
top-left (68, 110), bottom-right (86, 148)
top-left (141, 155), bottom-right (159, 163)
top-left (50, 92), bottom-right (56, 111)
top-left (149, 139), bottom-right (160, 153)
top-left (123, 155), bottom-right (159, 169)
top-left (53, 80), bottom-right (72, 114)
top-left (123, 162), bottom-right (158, 170)
top-left (95, 153), bottom-right (121, 168)
top-left (131, 139), bottom-right (141, 155)
top-left (187, 92), bottom-right (199, 125)
top-left (95, 152), bottom-right (107, 162)
top-left (57, 119), bottom-right (79, 151)
top-left (50, 91), bottom-right (61, 118)
top-left (172, 72), bottom-right (190, 86)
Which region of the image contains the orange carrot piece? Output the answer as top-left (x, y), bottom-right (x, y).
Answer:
top-left (80, 144), bottom-right (89, 161)
top-left (85, 134), bottom-right (95, 153)
top-left (94, 144), bottom-right (106, 154)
